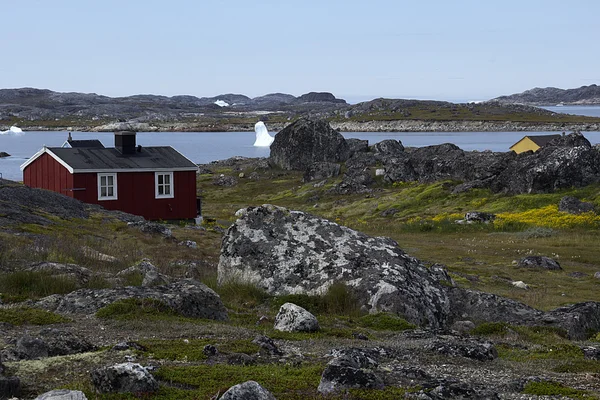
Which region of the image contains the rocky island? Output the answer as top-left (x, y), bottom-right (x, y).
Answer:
top-left (1, 87), bottom-right (600, 132)
top-left (1, 119), bottom-right (600, 399)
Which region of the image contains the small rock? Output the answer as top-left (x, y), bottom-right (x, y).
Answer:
top-left (458, 212), bottom-right (496, 224)
top-left (227, 353), bottom-right (256, 366)
top-left (582, 346), bottom-right (600, 360)
top-left (178, 240), bottom-right (198, 249)
top-left (274, 303), bottom-right (319, 333)
top-left (594, 271), bottom-right (600, 279)
top-left (450, 320), bottom-right (476, 335)
top-left (220, 380), bottom-right (276, 400)
top-left (517, 256), bottom-right (562, 271)
top-left (426, 338), bottom-right (498, 361)
top-left (90, 362), bottom-right (159, 394)
top-left (16, 336), bottom-right (49, 360)
top-left (128, 221), bottom-right (172, 237)
top-left (252, 335), bottom-right (283, 356)
top-left (352, 332), bottom-right (369, 340)
top-left (203, 344), bottom-right (219, 357)
top-left (511, 281), bottom-right (529, 290)
top-left (317, 348), bottom-right (383, 394)
top-left (213, 175), bottom-right (238, 187)
top-left (559, 196), bottom-right (595, 214)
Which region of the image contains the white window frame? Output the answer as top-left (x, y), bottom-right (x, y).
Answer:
top-left (155, 171), bottom-right (174, 199)
top-left (97, 173), bottom-right (118, 201)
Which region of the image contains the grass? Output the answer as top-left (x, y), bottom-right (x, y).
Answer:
top-left (356, 313), bottom-right (416, 331)
top-left (522, 381), bottom-right (589, 398)
top-left (0, 271), bottom-right (80, 302)
top-left (95, 298), bottom-right (176, 320)
top-left (0, 307), bottom-right (70, 325)
top-left (136, 338), bottom-right (260, 361)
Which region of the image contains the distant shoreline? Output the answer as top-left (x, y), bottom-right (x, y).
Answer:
top-left (4, 120), bottom-right (600, 133)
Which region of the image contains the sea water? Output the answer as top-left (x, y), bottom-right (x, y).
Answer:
top-left (1, 129), bottom-right (599, 182)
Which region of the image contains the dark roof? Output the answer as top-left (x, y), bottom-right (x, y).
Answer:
top-left (67, 139), bottom-right (105, 148)
top-left (47, 146), bottom-right (198, 172)
top-left (526, 134), bottom-right (561, 147)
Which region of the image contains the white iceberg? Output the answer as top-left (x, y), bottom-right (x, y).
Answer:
top-left (214, 100), bottom-right (229, 107)
top-left (0, 126), bottom-right (24, 135)
top-left (253, 121), bottom-right (274, 147)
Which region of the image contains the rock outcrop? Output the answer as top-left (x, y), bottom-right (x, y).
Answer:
top-left (517, 256), bottom-right (562, 271)
top-left (559, 196), bottom-right (595, 214)
top-left (317, 348), bottom-right (383, 394)
top-left (220, 380), bottom-right (277, 400)
top-left (35, 279), bottom-right (228, 320)
top-left (90, 363), bottom-right (158, 394)
top-left (218, 204), bottom-right (451, 329)
top-left (270, 118), bottom-right (350, 170)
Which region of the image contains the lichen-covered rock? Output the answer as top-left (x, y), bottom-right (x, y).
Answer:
top-left (220, 380), bottom-right (276, 400)
top-left (462, 212), bottom-right (496, 224)
top-left (16, 336), bottom-right (49, 360)
top-left (35, 279), bottom-right (227, 320)
top-left (90, 362), bottom-right (158, 394)
top-left (34, 389), bottom-right (87, 400)
top-left (544, 302), bottom-right (600, 340)
top-left (127, 221), bottom-right (172, 237)
top-left (218, 204), bottom-right (451, 329)
top-left (317, 348), bottom-right (384, 394)
top-left (425, 338), bottom-right (498, 361)
top-left (517, 256), bottom-right (562, 271)
top-left (252, 335), bottom-right (283, 356)
top-left (303, 162), bottom-right (341, 182)
top-left (346, 138), bottom-right (369, 155)
top-left (559, 195), bottom-right (595, 214)
top-left (25, 262), bottom-right (93, 285)
top-left (270, 118), bottom-right (350, 170)
top-left (407, 379), bottom-right (499, 399)
top-left (274, 303), bottom-right (319, 332)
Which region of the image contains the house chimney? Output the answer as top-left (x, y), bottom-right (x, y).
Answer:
top-left (114, 131), bottom-right (137, 154)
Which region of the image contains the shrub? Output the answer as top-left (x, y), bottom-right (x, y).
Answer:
top-left (357, 313), bottom-right (415, 331)
top-left (273, 282), bottom-right (362, 317)
top-left (522, 381), bottom-right (586, 397)
top-left (96, 298), bottom-right (174, 320)
top-left (472, 322), bottom-right (509, 336)
top-left (0, 271), bottom-right (79, 302)
top-left (217, 281), bottom-right (271, 310)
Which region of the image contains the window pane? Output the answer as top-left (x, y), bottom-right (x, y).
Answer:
top-left (101, 176), bottom-right (106, 186)
top-left (107, 187), bottom-right (113, 197)
top-left (164, 186), bottom-right (170, 195)
top-left (107, 176), bottom-right (113, 185)
top-left (158, 175), bottom-right (163, 184)
top-left (165, 175), bottom-right (170, 184)
top-left (158, 186), bottom-right (164, 195)
top-left (101, 187), bottom-right (107, 197)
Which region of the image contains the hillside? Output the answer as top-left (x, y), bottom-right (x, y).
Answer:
top-left (491, 84), bottom-right (600, 106)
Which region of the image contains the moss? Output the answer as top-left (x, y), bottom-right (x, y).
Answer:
top-left (553, 359), bottom-right (600, 373)
top-left (472, 322), bottom-right (509, 336)
top-left (0, 307), bottom-right (70, 325)
top-left (137, 338), bottom-right (260, 361)
top-left (498, 343), bottom-right (583, 361)
top-left (522, 381), bottom-right (587, 398)
top-left (356, 313), bottom-right (416, 331)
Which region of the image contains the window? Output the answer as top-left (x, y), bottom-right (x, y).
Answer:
top-left (97, 173), bottom-right (117, 200)
top-left (155, 172), bottom-right (174, 198)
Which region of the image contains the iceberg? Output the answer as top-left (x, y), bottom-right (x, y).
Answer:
top-left (0, 126), bottom-right (24, 135)
top-left (253, 121), bottom-right (274, 147)
top-left (214, 100), bottom-right (229, 107)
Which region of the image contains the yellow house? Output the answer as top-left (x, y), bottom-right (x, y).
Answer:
top-left (509, 134), bottom-right (561, 154)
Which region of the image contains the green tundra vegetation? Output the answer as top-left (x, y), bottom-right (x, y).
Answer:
top-left (1, 166), bottom-right (600, 398)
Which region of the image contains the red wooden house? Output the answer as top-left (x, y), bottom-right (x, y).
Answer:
top-left (21, 131), bottom-right (199, 220)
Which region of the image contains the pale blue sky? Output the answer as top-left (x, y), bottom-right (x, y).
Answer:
top-left (2, 0), bottom-right (598, 102)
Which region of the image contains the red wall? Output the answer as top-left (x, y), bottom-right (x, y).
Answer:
top-left (24, 155), bottom-right (197, 220)
top-left (23, 153), bottom-right (75, 197)
top-left (73, 170), bottom-right (197, 220)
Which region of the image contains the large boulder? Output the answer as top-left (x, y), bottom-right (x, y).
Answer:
top-left (90, 363), bottom-right (158, 394)
top-left (558, 196), bottom-right (595, 214)
top-left (517, 256), bottom-right (562, 271)
top-left (543, 302), bottom-right (600, 340)
top-left (273, 303), bottom-right (319, 332)
top-left (303, 162), bottom-right (341, 182)
top-left (218, 205), bottom-right (451, 329)
top-left (35, 279), bottom-right (228, 320)
top-left (270, 119), bottom-right (350, 170)
top-left (220, 380), bottom-right (276, 400)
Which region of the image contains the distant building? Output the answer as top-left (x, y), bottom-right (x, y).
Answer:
top-left (21, 131), bottom-right (199, 220)
top-left (509, 134), bottom-right (561, 154)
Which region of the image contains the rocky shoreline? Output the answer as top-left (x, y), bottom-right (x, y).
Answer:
top-left (5, 120), bottom-right (600, 133)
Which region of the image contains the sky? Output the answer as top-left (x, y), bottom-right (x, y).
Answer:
top-left (2, 0), bottom-right (599, 103)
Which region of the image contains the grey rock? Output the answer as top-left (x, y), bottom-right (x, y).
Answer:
top-left (303, 162), bottom-right (340, 182)
top-left (179, 240), bottom-right (198, 249)
top-left (16, 336), bottom-right (49, 359)
top-left (213, 175), bottom-right (238, 187)
top-left (252, 335), bottom-right (283, 356)
top-left (559, 195), bottom-right (595, 214)
top-left (112, 342), bottom-right (146, 352)
top-left (345, 152), bottom-right (378, 170)
top-left (34, 389), bottom-right (87, 400)
top-left (38, 328), bottom-right (96, 356)
top-left (274, 303), bottom-right (319, 332)
top-left (462, 212), bottom-right (496, 223)
top-left (0, 152), bottom-right (10, 158)
top-left (226, 353), bottom-right (256, 366)
top-left (451, 320), bottom-right (476, 335)
top-left (203, 344), bottom-right (219, 357)
top-left (220, 380), bottom-right (276, 400)
top-left (582, 346), bottom-right (600, 360)
top-left (25, 262), bottom-right (93, 285)
top-left (117, 260), bottom-right (171, 287)
top-left (219, 205), bottom-right (450, 329)
top-left (90, 362), bottom-right (158, 394)
top-left (270, 118), bottom-right (350, 170)
top-left (346, 138), bottom-right (369, 155)
top-left (372, 139), bottom-right (404, 155)
top-left (380, 208), bottom-right (399, 217)
top-left (595, 271), bottom-right (600, 279)
top-left (0, 375), bottom-right (21, 400)
top-left (544, 301), bottom-right (600, 340)
top-left (36, 278), bottom-right (228, 320)
top-left (409, 379), bottom-right (500, 399)
top-left (426, 338), bottom-right (498, 361)
top-left (317, 348), bottom-right (383, 394)
top-left (517, 256), bottom-right (562, 271)
top-left (127, 221), bottom-right (172, 237)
